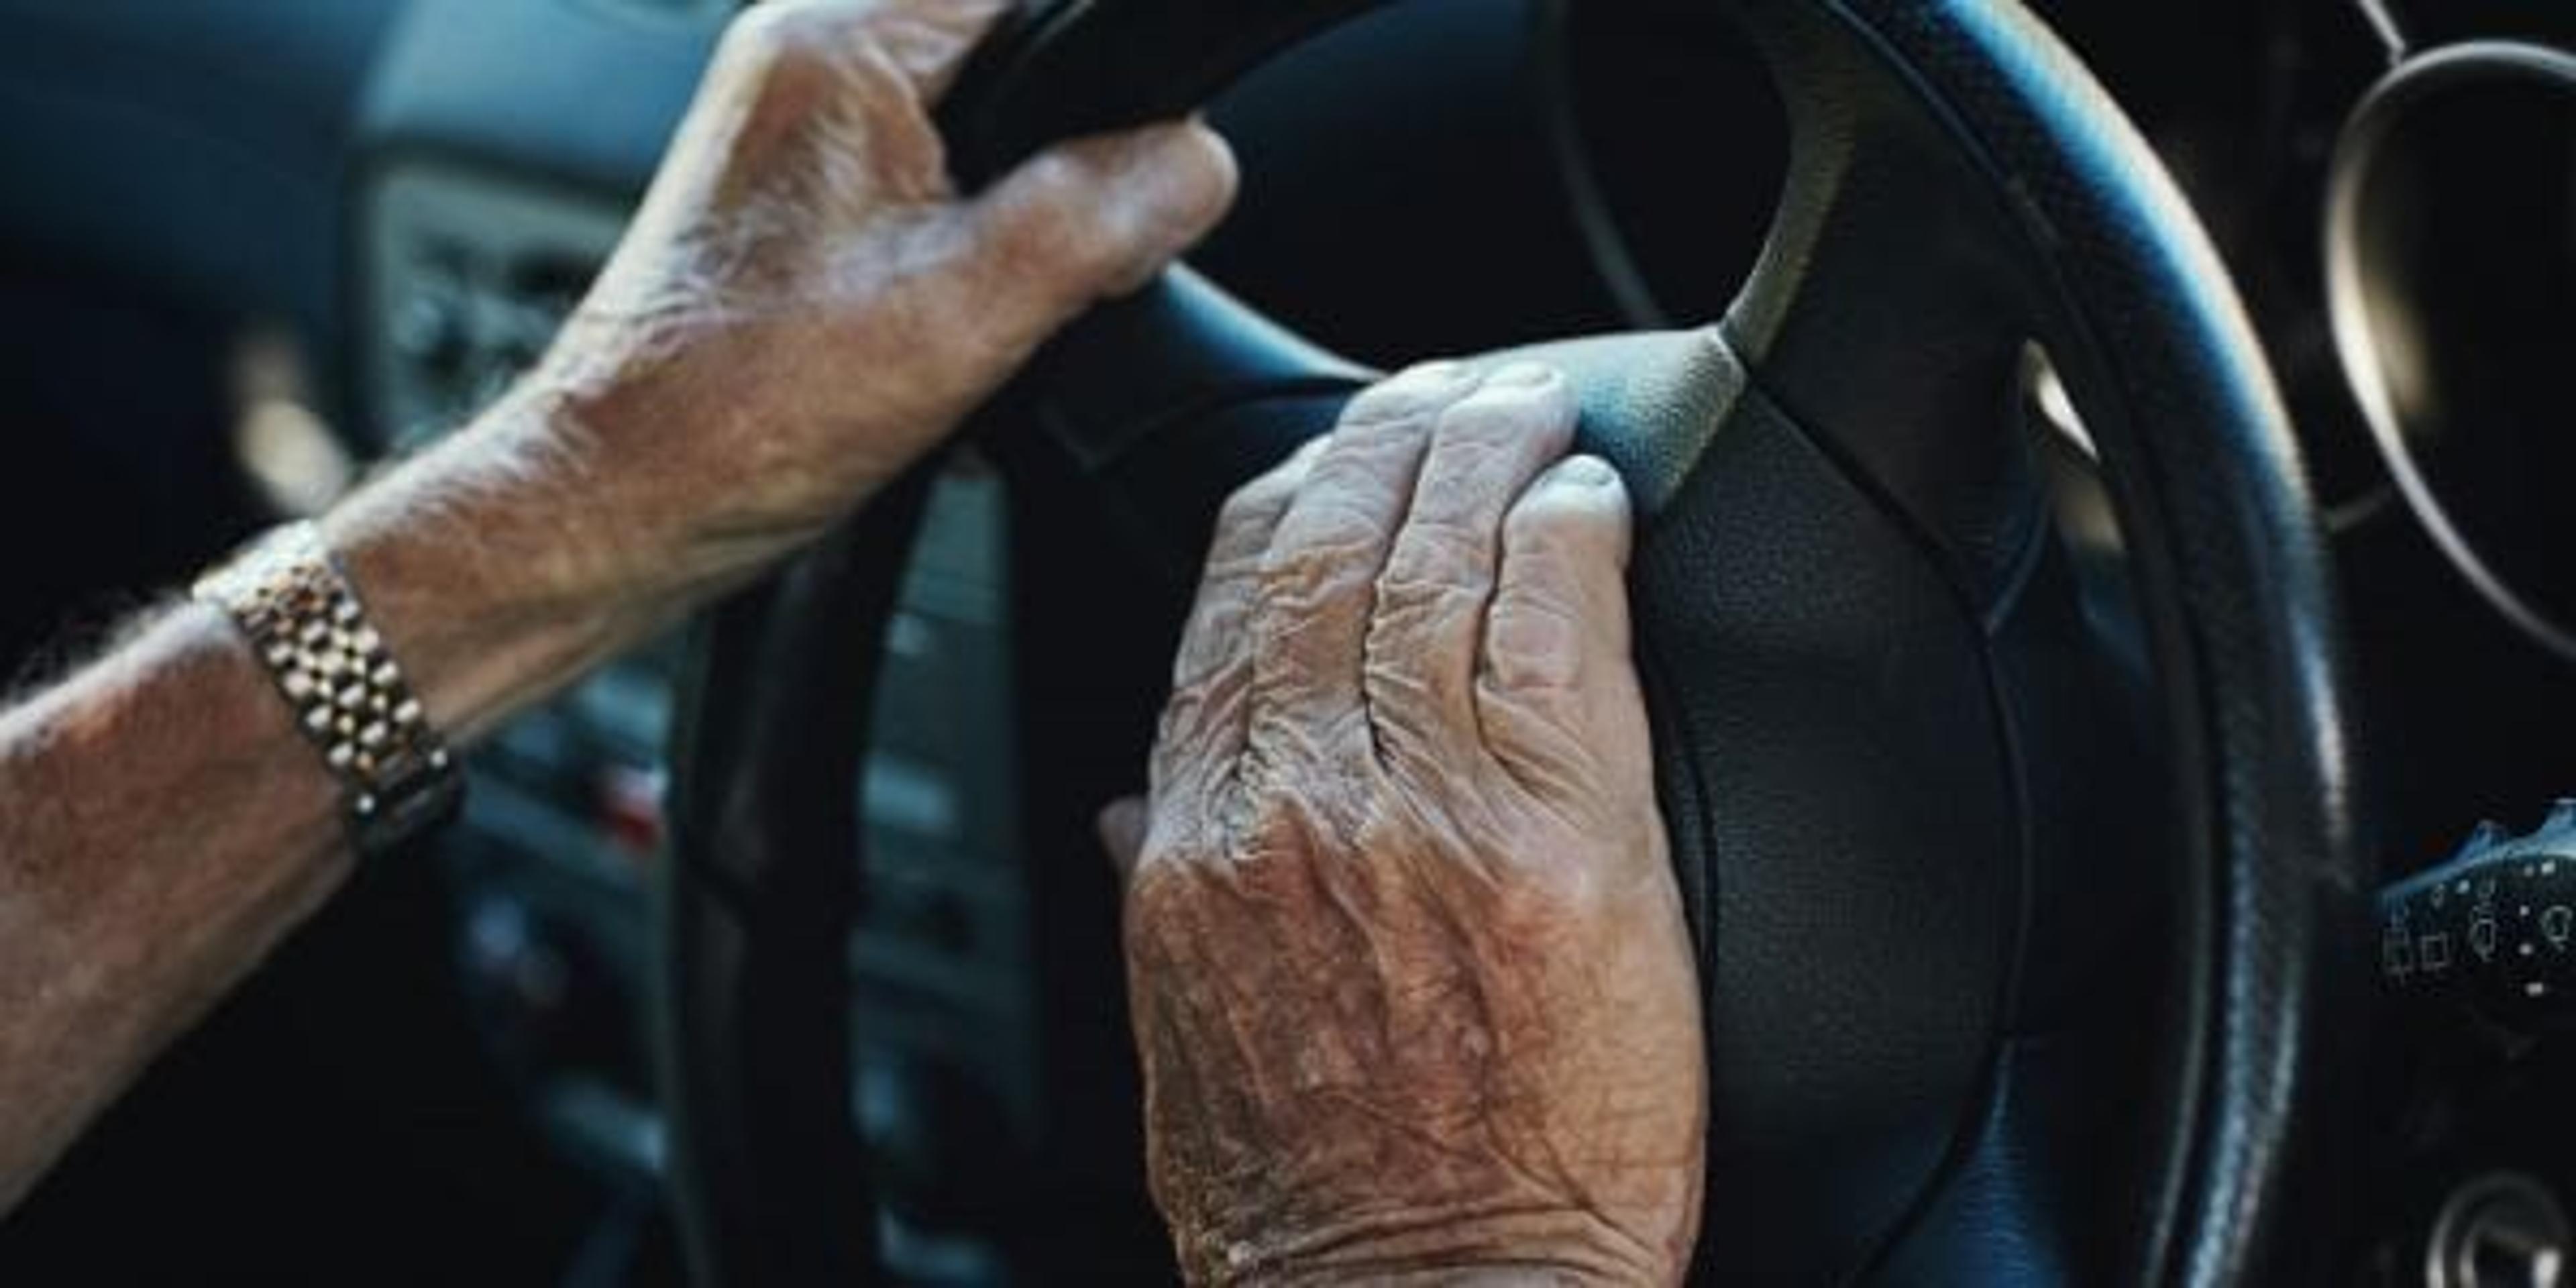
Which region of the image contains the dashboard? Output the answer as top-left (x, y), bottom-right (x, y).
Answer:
top-left (0, 0), bottom-right (2569, 1284)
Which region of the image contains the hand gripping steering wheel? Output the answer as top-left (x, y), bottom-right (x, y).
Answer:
top-left (657, 1), bottom-right (2367, 1282)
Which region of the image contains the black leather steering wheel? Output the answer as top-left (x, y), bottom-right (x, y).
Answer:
top-left (657, 0), bottom-right (2368, 1282)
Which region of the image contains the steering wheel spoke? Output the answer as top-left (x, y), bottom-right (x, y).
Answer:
top-left (1025, 265), bottom-right (1371, 474)
top-left (1720, 0), bottom-right (2060, 615)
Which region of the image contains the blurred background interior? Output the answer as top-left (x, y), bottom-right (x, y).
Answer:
top-left (0, 0), bottom-right (2567, 1283)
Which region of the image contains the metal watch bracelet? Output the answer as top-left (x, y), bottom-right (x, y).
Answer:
top-left (192, 521), bottom-right (463, 856)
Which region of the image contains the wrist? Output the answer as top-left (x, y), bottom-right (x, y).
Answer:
top-left (317, 390), bottom-right (682, 743)
top-left (525, 301), bottom-right (933, 591)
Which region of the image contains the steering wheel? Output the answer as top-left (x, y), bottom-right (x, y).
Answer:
top-left (656, 0), bottom-right (2367, 1282)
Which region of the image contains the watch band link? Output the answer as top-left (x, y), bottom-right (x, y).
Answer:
top-left (193, 521), bottom-right (464, 855)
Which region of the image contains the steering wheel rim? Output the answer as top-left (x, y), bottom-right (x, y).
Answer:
top-left (658, 1), bottom-right (2366, 1283)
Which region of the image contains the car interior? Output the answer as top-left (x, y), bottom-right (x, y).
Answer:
top-left (0, 0), bottom-right (2569, 1283)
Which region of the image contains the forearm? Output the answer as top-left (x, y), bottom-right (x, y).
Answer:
top-left (0, 394), bottom-right (695, 1212)
top-left (0, 606), bottom-right (339, 1211)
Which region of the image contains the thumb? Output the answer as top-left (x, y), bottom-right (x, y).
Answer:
top-left (1095, 796), bottom-right (1150, 883)
top-left (959, 119), bottom-right (1238, 337)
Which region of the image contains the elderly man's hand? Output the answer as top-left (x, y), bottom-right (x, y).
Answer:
top-left (543, 0), bottom-right (1234, 586)
top-left (1104, 364), bottom-right (1708, 1285)
top-left (322, 0), bottom-right (1234, 737)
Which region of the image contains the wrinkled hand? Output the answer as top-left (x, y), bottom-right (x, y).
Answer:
top-left (528, 0), bottom-right (1236, 593)
top-left (1104, 364), bottom-right (1707, 1285)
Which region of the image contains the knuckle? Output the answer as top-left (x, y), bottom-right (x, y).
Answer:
top-left (1366, 576), bottom-right (1481, 655)
top-left (1232, 752), bottom-right (1361, 852)
top-left (1310, 421), bottom-right (1423, 484)
top-left (1383, 517), bottom-right (1495, 590)
top-left (1438, 382), bottom-right (1573, 442)
top-left (1008, 144), bottom-right (1091, 203)
top-left (1260, 519), bottom-right (1382, 595)
top-left (1336, 390), bottom-right (1413, 430)
top-left (1334, 400), bottom-right (1437, 438)
top-left (1423, 430), bottom-right (1515, 481)
top-left (1338, 376), bottom-right (1463, 430)
top-left (1256, 535), bottom-right (1381, 621)
top-left (719, 6), bottom-right (853, 117)
top-left (1431, 392), bottom-right (1525, 437)
top-left (1213, 472), bottom-right (1293, 537)
top-left (1161, 135), bottom-right (1239, 231)
top-left (994, 156), bottom-right (1132, 284)
top-left (1242, 698), bottom-right (1367, 786)
top-left (1175, 590), bottom-right (1253, 666)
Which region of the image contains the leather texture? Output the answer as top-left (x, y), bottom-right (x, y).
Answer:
top-left (658, 470), bottom-right (940, 1288)
top-left (661, 1), bottom-right (2367, 1284)
top-left (1791, 4), bottom-right (2368, 1282)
